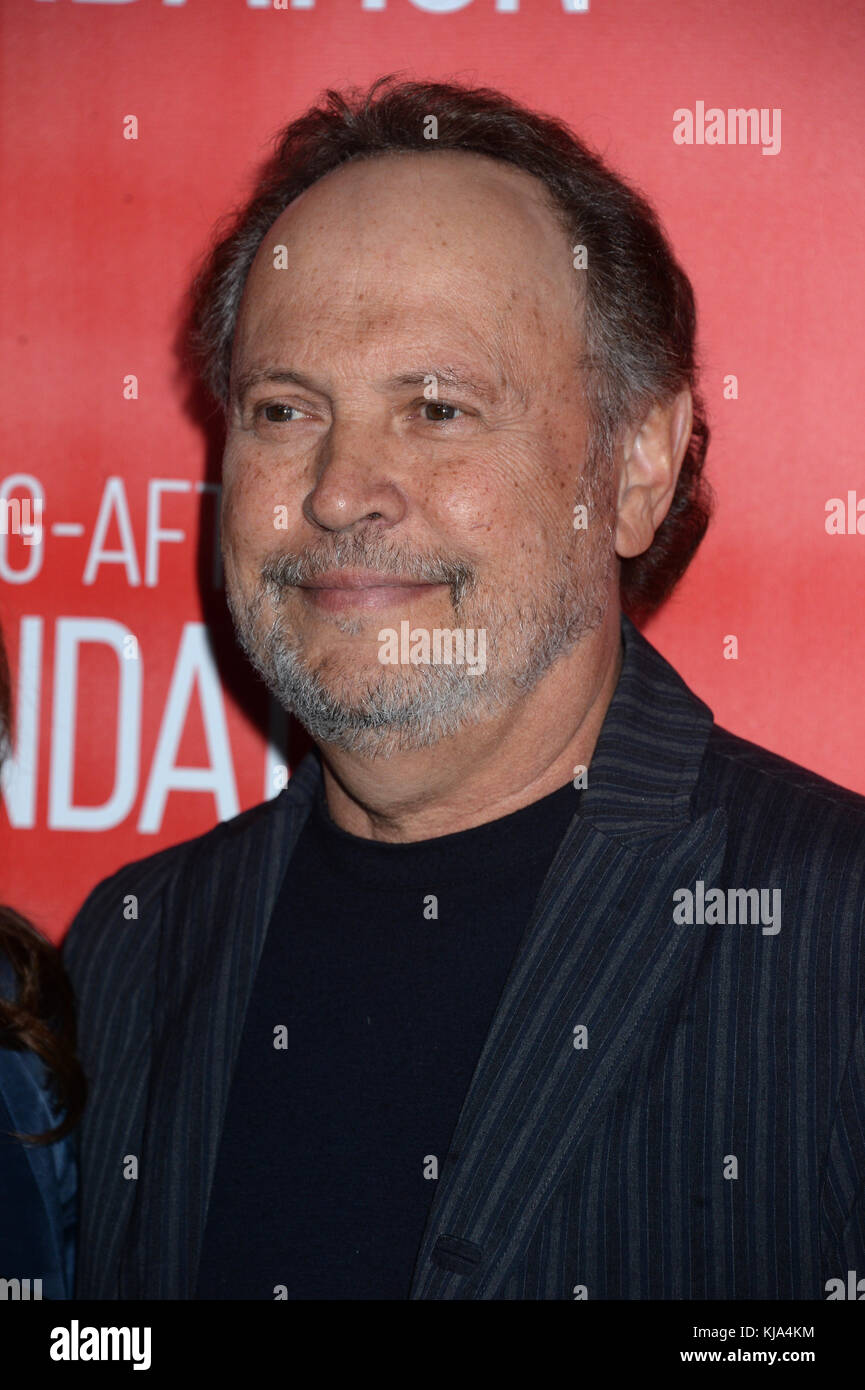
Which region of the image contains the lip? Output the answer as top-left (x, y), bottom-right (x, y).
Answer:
top-left (298, 570), bottom-right (447, 612)
top-left (300, 570), bottom-right (439, 590)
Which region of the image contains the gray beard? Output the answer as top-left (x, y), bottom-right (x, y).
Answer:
top-left (226, 514), bottom-right (614, 758)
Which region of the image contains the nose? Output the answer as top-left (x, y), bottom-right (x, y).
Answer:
top-left (302, 418), bottom-right (408, 534)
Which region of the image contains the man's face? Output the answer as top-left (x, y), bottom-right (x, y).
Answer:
top-left (221, 149), bottom-right (617, 755)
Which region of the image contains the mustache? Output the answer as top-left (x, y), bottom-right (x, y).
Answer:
top-left (259, 534), bottom-right (477, 607)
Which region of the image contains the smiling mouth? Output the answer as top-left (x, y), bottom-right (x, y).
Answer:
top-left (296, 570), bottom-right (449, 612)
top-left (299, 585), bottom-right (449, 613)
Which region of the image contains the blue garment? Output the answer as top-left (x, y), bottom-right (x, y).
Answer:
top-left (0, 955), bottom-right (77, 1299)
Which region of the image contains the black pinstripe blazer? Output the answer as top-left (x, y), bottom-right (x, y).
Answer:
top-left (62, 613), bottom-right (865, 1299)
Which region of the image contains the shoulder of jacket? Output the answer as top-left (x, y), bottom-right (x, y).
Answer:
top-left (61, 791), bottom-right (290, 968)
top-left (703, 723), bottom-right (865, 826)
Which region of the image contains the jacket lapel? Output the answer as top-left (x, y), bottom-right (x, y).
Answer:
top-left (120, 749), bottom-right (322, 1299)
top-left (121, 613), bottom-right (726, 1299)
top-left (409, 615), bottom-right (728, 1297)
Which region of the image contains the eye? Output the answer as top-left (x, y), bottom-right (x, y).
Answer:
top-left (419, 400), bottom-right (464, 423)
top-left (255, 403), bottom-right (305, 424)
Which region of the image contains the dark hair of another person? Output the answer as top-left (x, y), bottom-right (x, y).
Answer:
top-left (186, 74), bottom-right (713, 622)
top-left (0, 622), bottom-right (86, 1144)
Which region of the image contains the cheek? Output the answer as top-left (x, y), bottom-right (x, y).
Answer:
top-left (434, 479), bottom-right (553, 581)
top-left (435, 479), bottom-right (497, 537)
top-left (221, 452), bottom-right (286, 556)
top-left (432, 439), bottom-right (533, 527)
top-left (436, 443), bottom-right (568, 559)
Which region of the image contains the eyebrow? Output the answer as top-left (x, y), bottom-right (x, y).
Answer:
top-left (233, 365), bottom-right (507, 408)
top-left (233, 368), bottom-right (316, 407)
top-left (381, 368), bottom-right (505, 403)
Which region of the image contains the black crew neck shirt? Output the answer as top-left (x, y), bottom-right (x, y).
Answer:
top-left (195, 771), bottom-right (580, 1300)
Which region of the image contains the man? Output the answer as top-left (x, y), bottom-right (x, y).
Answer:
top-left (63, 75), bottom-right (865, 1300)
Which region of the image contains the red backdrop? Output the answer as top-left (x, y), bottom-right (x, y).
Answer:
top-left (1, 0), bottom-right (863, 944)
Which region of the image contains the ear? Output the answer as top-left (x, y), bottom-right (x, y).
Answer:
top-left (615, 387), bottom-right (693, 560)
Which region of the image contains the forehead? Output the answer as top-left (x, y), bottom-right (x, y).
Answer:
top-left (236, 150), bottom-right (582, 346)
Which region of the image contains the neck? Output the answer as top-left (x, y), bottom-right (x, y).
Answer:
top-left (316, 605), bottom-right (624, 842)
